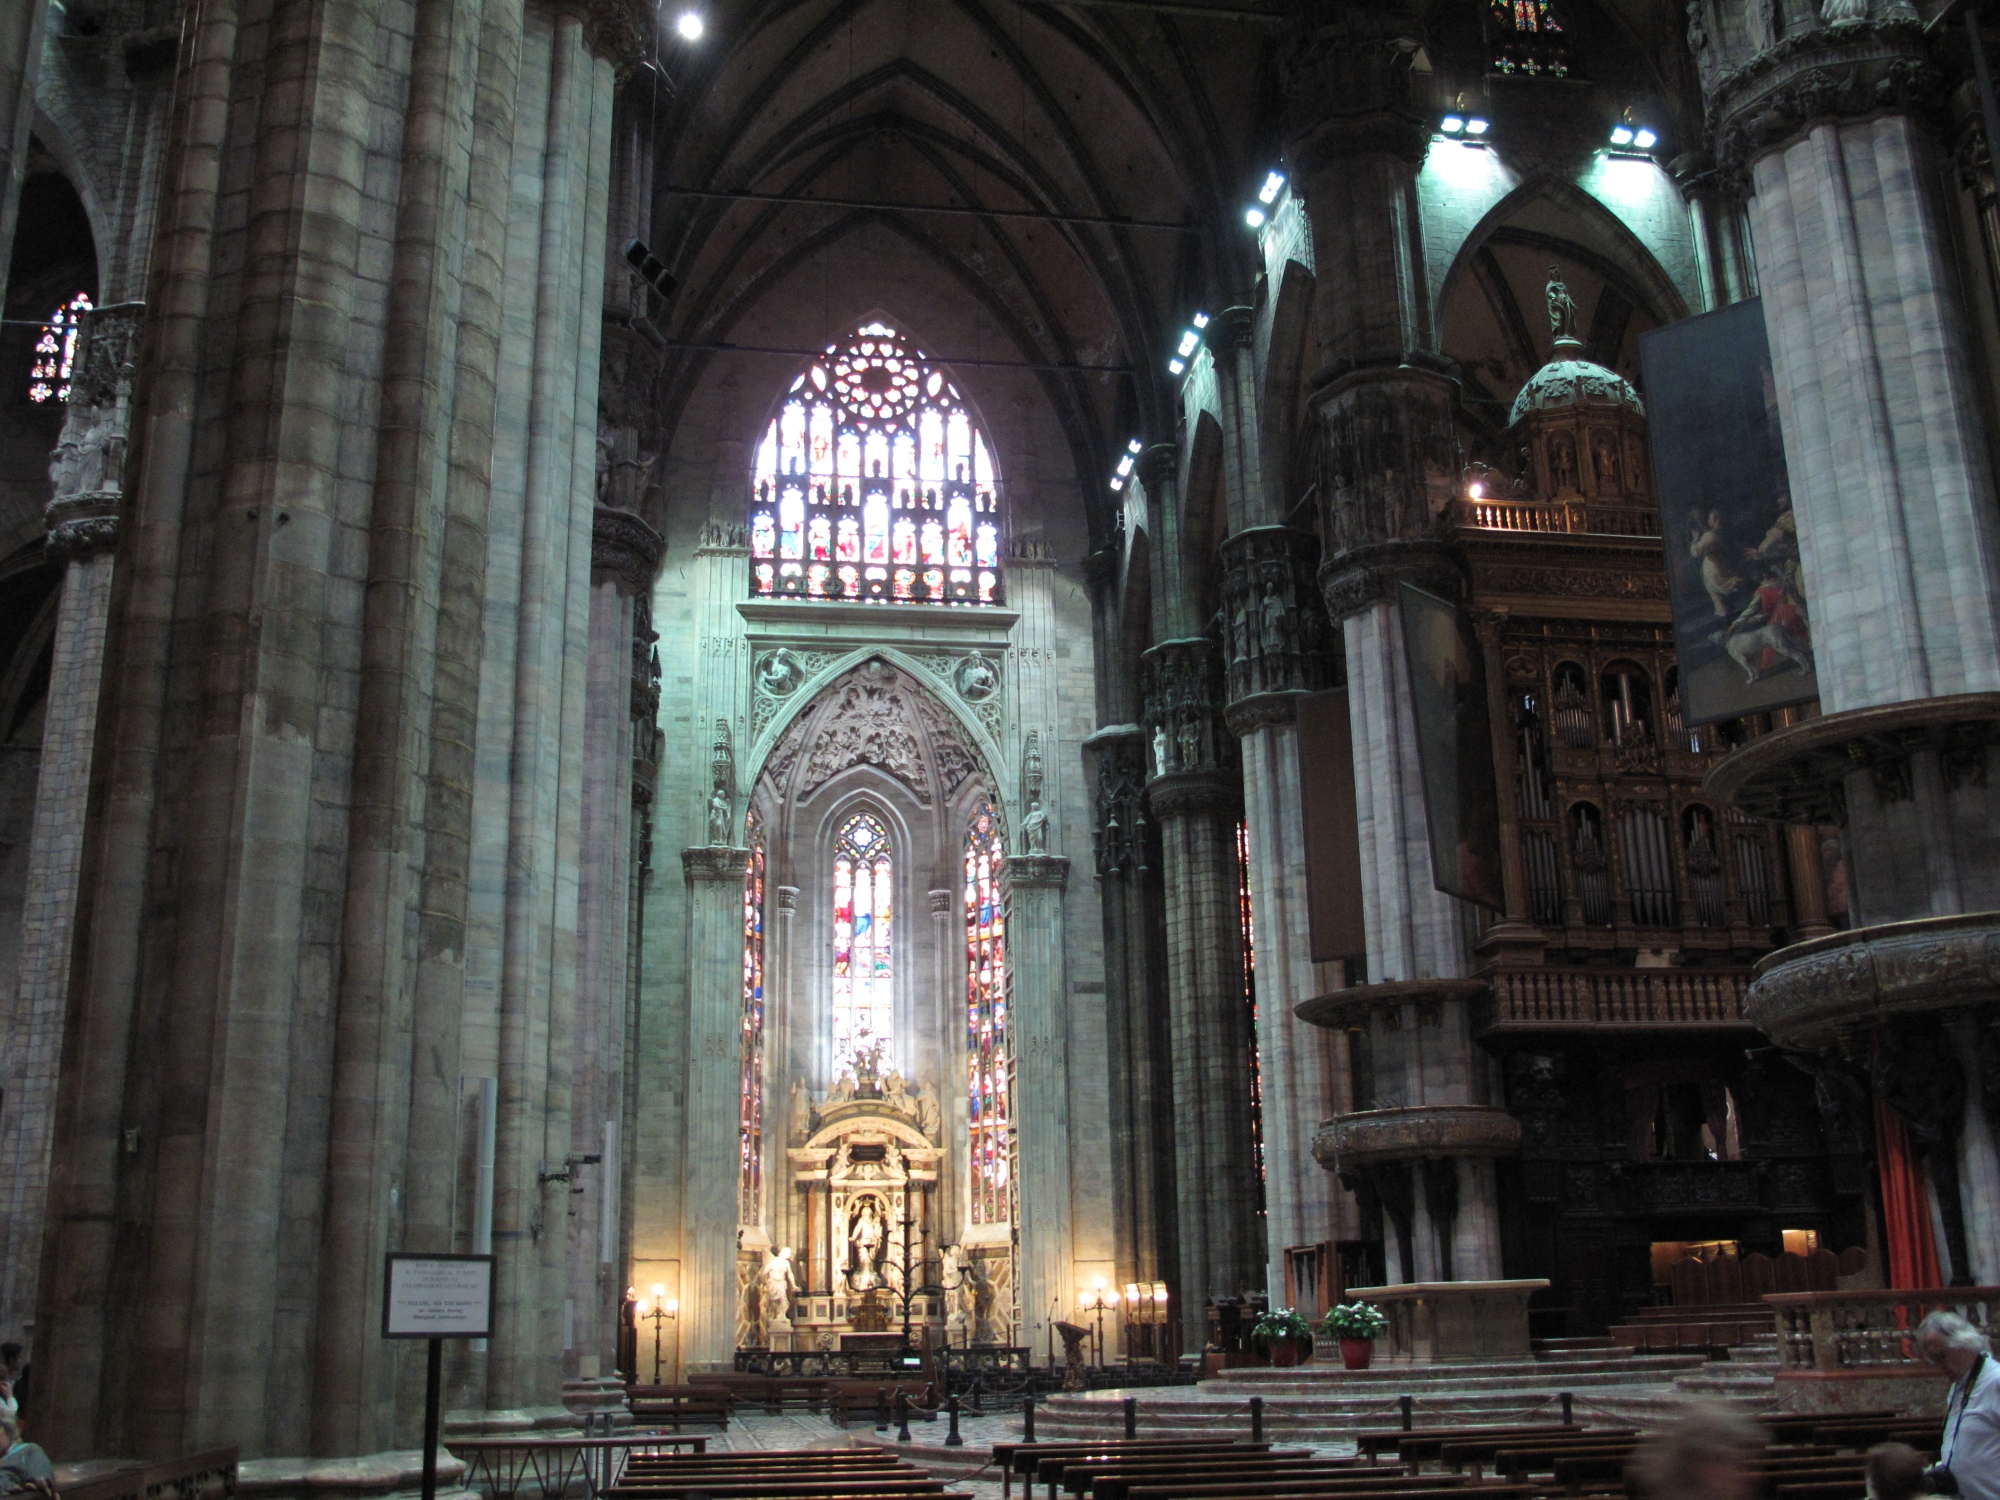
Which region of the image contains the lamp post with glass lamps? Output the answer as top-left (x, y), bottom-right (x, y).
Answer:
top-left (634, 1282), bottom-right (678, 1384)
top-left (1078, 1279), bottom-right (1117, 1368)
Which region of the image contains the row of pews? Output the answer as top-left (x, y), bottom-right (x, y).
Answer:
top-left (993, 1410), bottom-right (1945, 1500)
top-left (607, 1447), bottom-right (968, 1500)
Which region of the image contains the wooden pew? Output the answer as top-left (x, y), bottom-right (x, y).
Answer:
top-left (1376, 1427), bottom-right (1588, 1469)
top-left (626, 1383), bottom-right (734, 1430)
top-left (996, 1442), bottom-right (1259, 1500)
top-left (1080, 1466), bottom-right (1454, 1500)
top-left (1449, 1432), bottom-right (1636, 1478)
top-left (1124, 1481), bottom-right (1536, 1500)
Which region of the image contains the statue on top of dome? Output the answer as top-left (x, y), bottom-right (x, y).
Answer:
top-left (1546, 269), bottom-right (1579, 344)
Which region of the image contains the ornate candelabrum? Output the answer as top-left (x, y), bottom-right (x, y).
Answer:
top-left (633, 1282), bottom-right (678, 1384)
top-left (1077, 1280), bottom-right (1118, 1368)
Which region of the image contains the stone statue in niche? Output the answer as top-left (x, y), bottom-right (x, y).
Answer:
top-left (1591, 431), bottom-right (1620, 494)
top-left (1259, 567), bottom-right (1291, 657)
top-left (757, 649), bottom-right (804, 697)
top-left (829, 1072), bottom-right (856, 1104)
top-left (789, 1078), bottom-right (813, 1143)
top-left (1546, 268), bottom-right (1579, 342)
top-left (846, 1196), bottom-right (888, 1292)
top-left (883, 1070), bottom-right (913, 1116)
top-left (1177, 717), bottom-right (1201, 772)
top-left (955, 653), bottom-right (1000, 702)
top-left (940, 1244), bottom-right (973, 1344)
top-left (758, 1246), bottom-right (799, 1334)
top-left (916, 1080), bottom-right (942, 1141)
top-left (708, 719), bottom-right (735, 843)
top-left (1549, 432), bottom-right (1578, 494)
top-left (1152, 725), bottom-right (1171, 778)
top-left (708, 785), bottom-right (733, 845)
top-left (1021, 800), bottom-right (1050, 854)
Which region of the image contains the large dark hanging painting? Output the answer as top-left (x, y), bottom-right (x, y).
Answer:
top-left (1398, 583), bottom-right (1505, 911)
top-left (1640, 298), bottom-right (1818, 724)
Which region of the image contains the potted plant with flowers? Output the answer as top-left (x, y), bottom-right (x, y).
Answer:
top-left (1251, 1306), bottom-right (1316, 1368)
top-left (1319, 1300), bottom-right (1390, 1370)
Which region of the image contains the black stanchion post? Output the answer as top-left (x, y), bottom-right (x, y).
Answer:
top-left (876, 1386), bottom-right (890, 1433)
top-left (1250, 1396), bottom-right (1263, 1445)
top-left (1399, 1395), bottom-right (1413, 1431)
top-left (1123, 1396), bottom-right (1137, 1439)
top-left (1561, 1391), bottom-right (1573, 1425)
top-left (1024, 1393), bottom-right (1036, 1443)
top-left (420, 1337), bottom-right (443, 1500)
top-left (896, 1388), bottom-right (912, 1443)
top-left (946, 1392), bottom-right (964, 1447)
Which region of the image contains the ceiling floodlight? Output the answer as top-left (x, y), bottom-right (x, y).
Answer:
top-left (1110, 477), bottom-right (1124, 491)
top-left (1465, 117), bottom-right (1489, 136)
top-left (1192, 312), bottom-right (1210, 329)
top-left (1440, 115), bottom-right (1465, 135)
top-left (1168, 357), bottom-right (1186, 375)
top-left (1244, 206), bottom-right (1267, 229)
top-left (1633, 127), bottom-right (1657, 149)
top-left (1609, 124), bottom-right (1634, 146)
top-left (1176, 330), bottom-right (1200, 357)
top-left (676, 10), bottom-right (705, 39)
top-left (1116, 455), bottom-right (1136, 477)
top-left (1127, 438), bottom-right (1142, 453)
top-left (1258, 171), bottom-right (1286, 204)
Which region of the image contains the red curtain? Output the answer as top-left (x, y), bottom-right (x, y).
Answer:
top-left (1875, 1098), bottom-right (1944, 1290)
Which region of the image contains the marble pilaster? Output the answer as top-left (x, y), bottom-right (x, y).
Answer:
top-left (1003, 854), bottom-right (1075, 1365)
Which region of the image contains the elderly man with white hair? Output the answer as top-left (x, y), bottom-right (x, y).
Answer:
top-left (1921, 1310), bottom-right (2000, 1500)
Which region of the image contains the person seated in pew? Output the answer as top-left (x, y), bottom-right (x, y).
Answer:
top-left (1921, 1311), bottom-right (1999, 1500)
top-left (0, 1416), bottom-right (51, 1495)
top-left (1631, 1401), bottom-right (1764, 1500)
top-left (1871, 1443), bottom-right (1938, 1500)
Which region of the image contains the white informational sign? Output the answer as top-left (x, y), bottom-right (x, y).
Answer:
top-left (383, 1254), bottom-right (495, 1339)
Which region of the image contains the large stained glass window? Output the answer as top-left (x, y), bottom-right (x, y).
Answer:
top-left (832, 812), bottom-right (894, 1076)
top-left (29, 292), bottom-right (91, 403)
top-left (1237, 820), bottom-right (1266, 1206)
top-left (740, 809), bottom-right (767, 1224)
top-left (1490, 0), bottom-right (1571, 77)
top-left (965, 804), bottom-right (1009, 1224)
top-left (749, 322), bottom-right (1003, 607)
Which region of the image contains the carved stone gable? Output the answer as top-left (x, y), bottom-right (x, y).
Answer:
top-left (803, 674), bottom-right (934, 803)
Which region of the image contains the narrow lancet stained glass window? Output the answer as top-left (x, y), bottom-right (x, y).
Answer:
top-left (1237, 819), bottom-right (1266, 1207)
top-left (29, 292), bottom-right (91, 403)
top-left (832, 812), bottom-right (894, 1077)
top-left (965, 804), bottom-right (1009, 1224)
top-left (741, 809), bottom-right (767, 1224)
top-left (1490, 0), bottom-right (1571, 76)
top-left (750, 322), bottom-right (1003, 606)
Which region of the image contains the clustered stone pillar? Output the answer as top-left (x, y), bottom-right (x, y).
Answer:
top-left (1004, 853), bottom-right (1075, 1363)
top-left (30, 0), bottom-right (644, 1461)
top-left (0, 0), bottom-right (47, 312)
top-left (1220, 526), bottom-right (1351, 1299)
top-left (1087, 727), bottom-right (1176, 1298)
top-left (1144, 636), bottom-right (1262, 1350)
top-left (0, 303), bottom-right (142, 1347)
top-left (1699, 11), bottom-right (2000, 1287)
top-left (1284, 2), bottom-right (1504, 1284)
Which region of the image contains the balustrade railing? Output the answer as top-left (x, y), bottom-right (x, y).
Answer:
top-left (1766, 1288), bottom-right (2000, 1372)
top-left (1455, 497), bottom-right (1661, 538)
top-left (1489, 967), bottom-right (1750, 1025)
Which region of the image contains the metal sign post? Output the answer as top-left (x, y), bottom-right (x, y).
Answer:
top-left (383, 1253), bottom-right (497, 1500)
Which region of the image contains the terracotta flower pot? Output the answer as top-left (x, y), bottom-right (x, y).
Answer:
top-left (1267, 1334), bottom-right (1312, 1367)
top-left (1339, 1336), bottom-right (1374, 1370)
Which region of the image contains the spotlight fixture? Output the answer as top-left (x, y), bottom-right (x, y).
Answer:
top-left (1440, 115), bottom-right (1465, 135)
top-left (1258, 171), bottom-right (1286, 204)
top-left (1116, 455), bottom-right (1136, 479)
top-left (1176, 331), bottom-right (1200, 358)
top-left (1192, 312), bottom-right (1210, 330)
top-left (1167, 358), bottom-right (1186, 375)
top-left (1633, 127), bottom-right (1657, 149)
top-left (1465, 117), bottom-right (1489, 136)
top-left (1244, 206), bottom-right (1267, 229)
top-left (1127, 438), bottom-right (1142, 453)
top-left (676, 10), bottom-right (704, 39)
top-left (1110, 477), bottom-right (1124, 491)
top-left (1609, 124), bottom-right (1634, 146)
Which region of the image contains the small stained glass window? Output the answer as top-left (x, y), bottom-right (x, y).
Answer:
top-left (28, 292), bottom-right (92, 404)
top-left (1490, 0), bottom-right (1572, 77)
top-left (965, 804), bottom-right (1009, 1224)
top-left (833, 812), bottom-right (894, 1076)
top-left (749, 323), bottom-right (1004, 605)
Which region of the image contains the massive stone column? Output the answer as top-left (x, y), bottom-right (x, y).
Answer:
top-left (32, 0), bottom-right (642, 1460)
top-left (1286, 3), bottom-right (1504, 1283)
top-left (0, 303), bottom-right (141, 1349)
top-left (0, 0), bottom-right (48, 314)
top-left (1697, 11), bottom-right (2000, 1287)
top-left (680, 838), bottom-right (751, 1372)
top-left (1004, 854), bottom-right (1075, 1364)
top-left (1086, 727), bottom-right (1176, 1296)
top-left (1143, 635), bottom-right (1262, 1348)
top-left (1220, 525), bottom-right (1352, 1301)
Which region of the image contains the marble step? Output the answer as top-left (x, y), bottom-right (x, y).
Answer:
top-left (1206, 1353), bottom-right (1711, 1394)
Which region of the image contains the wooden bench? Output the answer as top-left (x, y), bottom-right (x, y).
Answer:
top-left (1122, 1481), bottom-right (1534, 1500)
top-left (610, 1449), bottom-right (956, 1500)
top-left (997, 1442), bottom-right (1261, 1500)
top-left (1450, 1433), bottom-right (1635, 1478)
top-left (1360, 1424), bottom-right (1576, 1472)
top-left (1044, 1452), bottom-right (1320, 1499)
top-left (1080, 1466), bottom-right (1453, 1500)
top-left (1760, 1415), bottom-right (1896, 1445)
top-left (626, 1384), bottom-right (734, 1430)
